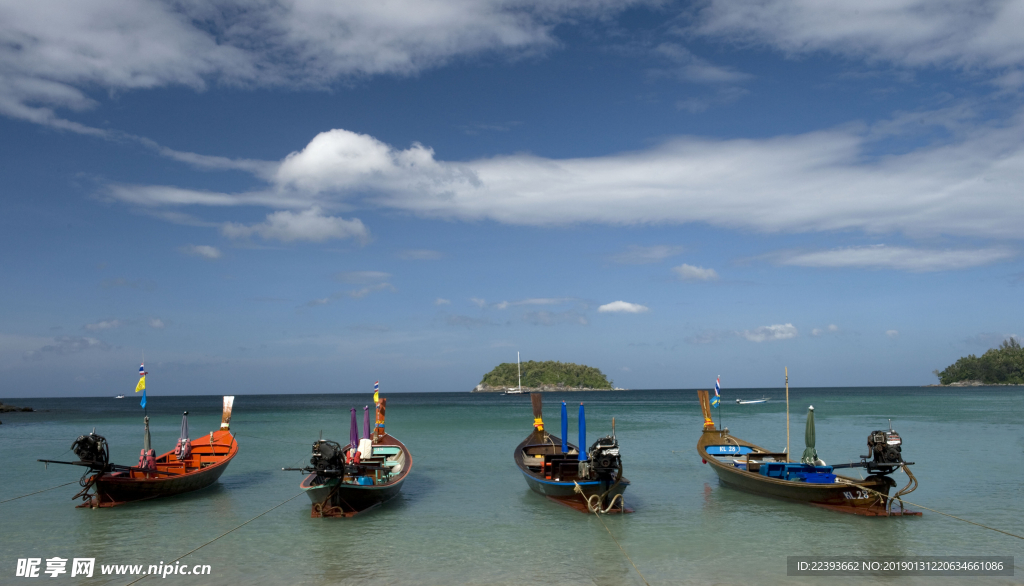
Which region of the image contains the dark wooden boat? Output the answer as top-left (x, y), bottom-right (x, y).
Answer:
top-left (40, 396), bottom-right (238, 508)
top-left (696, 390), bottom-right (919, 516)
top-left (290, 395), bottom-right (413, 518)
top-left (515, 393), bottom-right (630, 514)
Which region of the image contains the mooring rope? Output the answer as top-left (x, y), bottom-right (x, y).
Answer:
top-left (123, 491), bottom-right (305, 585)
top-left (838, 478), bottom-right (1024, 540)
top-left (573, 481), bottom-right (649, 586)
top-left (0, 481), bottom-right (78, 505)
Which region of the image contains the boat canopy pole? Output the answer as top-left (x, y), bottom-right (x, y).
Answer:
top-left (578, 403), bottom-right (587, 461)
top-left (362, 406), bottom-right (371, 440)
top-left (785, 367), bottom-right (790, 461)
top-left (349, 408), bottom-right (358, 448)
top-left (561, 401), bottom-right (568, 454)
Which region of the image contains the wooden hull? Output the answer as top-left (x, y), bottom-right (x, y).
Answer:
top-left (698, 429), bottom-right (918, 516)
top-left (301, 434), bottom-right (412, 518)
top-left (81, 430), bottom-right (238, 508)
top-left (515, 433), bottom-right (630, 513)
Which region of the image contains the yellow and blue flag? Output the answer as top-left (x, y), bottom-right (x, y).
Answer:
top-left (136, 364), bottom-right (148, 409)
top-left (711, 376), bottom-right (721, 408)
top-left (135, 364), bottom-right (147, 392)
top-left (373, 380), bottom-right (379, 403)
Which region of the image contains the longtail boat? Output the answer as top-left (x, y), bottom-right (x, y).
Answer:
top-left (287, 390), bottom-right (412, 518)
top-left (514, 393), bottom-right (629, 514)
top-left (40, 396), bottom-right (238, 508)
top-left (696, 388), bottom-right (919, 516)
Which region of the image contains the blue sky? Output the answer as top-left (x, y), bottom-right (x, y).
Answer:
top-left (1, 1), bottom-right (1022, 397)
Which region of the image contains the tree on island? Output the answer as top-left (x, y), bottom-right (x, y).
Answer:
top-left (934, 338), bottom-right (1024, 385)
top-left (480, 361), bottom-right (613, 389)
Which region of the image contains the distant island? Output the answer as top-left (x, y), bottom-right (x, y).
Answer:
top-left (472, 361), bottom-right (618, 392)
top-left (933, 338), bottom-right (1023, 386)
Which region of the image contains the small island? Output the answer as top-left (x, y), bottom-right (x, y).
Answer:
top-left (0, 401), bottom-right (34, 413)
top-left (472, 360), bottom-right (618, 392)
top-left (933, 338), bottom-right (1024, 386)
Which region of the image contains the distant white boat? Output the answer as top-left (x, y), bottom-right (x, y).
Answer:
top-left (114, 394), bottom-right (125, 399)
top-left (736, 397), bottom-right (769, 405)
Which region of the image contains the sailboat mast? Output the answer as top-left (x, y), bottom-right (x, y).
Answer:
top-left (517, 352), bottom-right (522, 393)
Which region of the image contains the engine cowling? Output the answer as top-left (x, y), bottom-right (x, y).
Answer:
top-left (866, 429), bottom-right (903, 473)
top-left (310, 440), bottom-right (344, 474)
top-left (71, 432), bottom-right (109, 466)
top-left (587, 435), bottom-right (621, 480)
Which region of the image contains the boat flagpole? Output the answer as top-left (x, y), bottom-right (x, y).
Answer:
top-left (785, 367), bottom-right (790, 462)
top-left (717, 375), bottom-right (723, 432)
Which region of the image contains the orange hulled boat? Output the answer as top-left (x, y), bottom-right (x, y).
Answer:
top-left (41, 396), bottom-right (238, 508)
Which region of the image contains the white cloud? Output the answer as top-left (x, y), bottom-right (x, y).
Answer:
top-left (886, 329), bottom-right (900, 339)
top-left (435, 298), bottom-right (451, 305)
top-left (811, 324), bottom-right (839, 337)
top-left (83, 319), bottom-right (120, 331)
top-left (692, 1), bottom-right (1024, 75)
top-left (598, 300), bottom-right (650, 313)
top-left (149, 318), bottom-right (165, 329)
top-left (115, 109), bottom-right (1024, 243)
top-left (222, 207), bottom-right (368, 243)
top-left (0, 1), bottom-right (650, 131)
top-left (652, 43), bottom-right (752, 84)
top-left (776, 245), bottom-right (1014, 272)
top-left (0, 0), bottom-right (252, 131)
top-left (672, 264), bottom-right (719, 281)
top-left (470, 298), bottom-right (487, 307)
top-left (742, 323), bottom-right (798, 342)
top-left (23, 336), bottom-right (111, 360)
top-left (609, 245), bottom-right (684, 264)
top-left (180, 244), bottom-right (221, 259)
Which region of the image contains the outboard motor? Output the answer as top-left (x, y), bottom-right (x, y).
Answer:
top-left (310, 440), bottom-right (344, 474)
top-left (587, 435), bottom-right (621, 480)
top-left (865, 425), bottom-right (903, 474)
top-left (71, 432), bottom-right (109, 467)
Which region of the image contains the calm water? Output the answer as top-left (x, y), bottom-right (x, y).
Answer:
top-left (1, 388), bottom-right (1021, 585)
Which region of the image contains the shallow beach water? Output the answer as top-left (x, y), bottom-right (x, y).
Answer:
top-left (1, 387), bottom-right (1021, 585)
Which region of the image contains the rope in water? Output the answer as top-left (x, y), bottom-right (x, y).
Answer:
top-left (0, 481), bottom-right (78, 505)
top-left (123, 491), bottom-right (305, 586)
top-left (838, 478), bottom-right (1024, 540)
top-left (573, 482), bottom-right (650, 586)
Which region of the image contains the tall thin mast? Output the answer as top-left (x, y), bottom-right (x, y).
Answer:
top-left (517, 352), bottom-right (522, 393)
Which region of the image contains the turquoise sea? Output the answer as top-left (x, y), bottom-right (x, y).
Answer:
top-left (1, 388), bottom-right (1022, 585)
